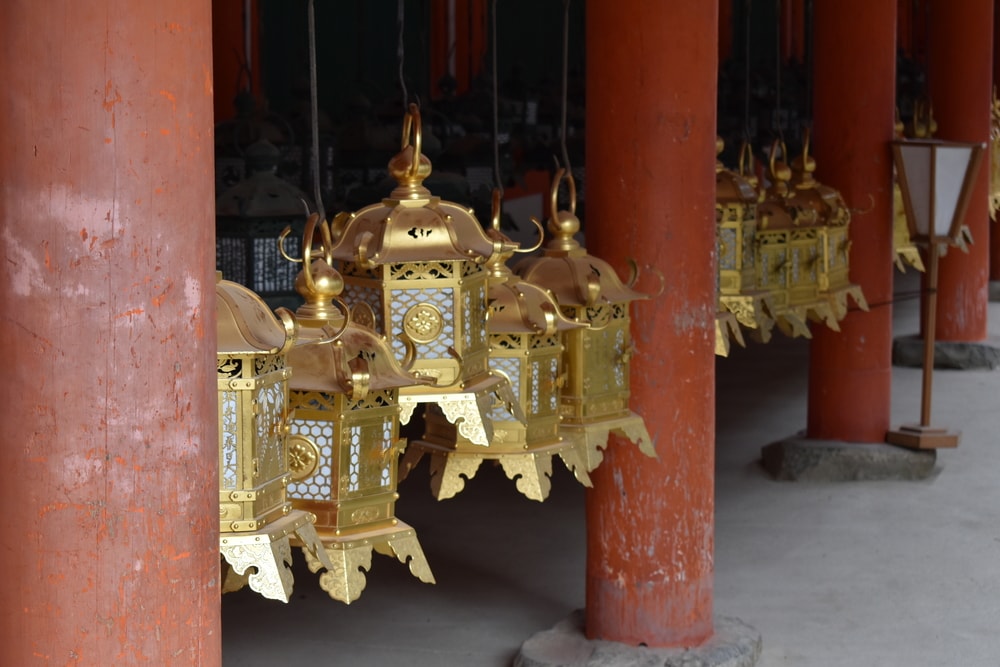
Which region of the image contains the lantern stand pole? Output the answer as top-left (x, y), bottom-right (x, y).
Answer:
top-left (919, 240), bottom-right (939, 428)
top-left (887, 237), bottom-right (959, 449)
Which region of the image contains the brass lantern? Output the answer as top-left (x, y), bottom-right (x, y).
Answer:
top-left (282, 216), bottom-right (435, 603)
top-left (789, 132), bottom-right (868, 322)
top-left (755, 143), bottom-right (812, 338)
top-left (216, 275), bottom-right (333, 603)
top-left (716, 138), bottom-right (776, 346)
top-left (514, 170), bottom-right (655, 471)
top-left (328, 104), bottom-right (523, 448)
top-left (403, 192), bottom-right (592, 501)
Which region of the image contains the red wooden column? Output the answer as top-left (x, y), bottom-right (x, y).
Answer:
top-left (928, 0), bottom-right (994, 341)
top-left (212, 0), bottom-right (261, 123)
top-left (806, 1), bottom-right (896, 443)
top-left (992, 0), bottom-right (1000, 285)
top-left (585, 0), bottom-right (718, 647)
top-left (0, 2), bottom-right (220, 666)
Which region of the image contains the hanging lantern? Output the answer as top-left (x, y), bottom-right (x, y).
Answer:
top-left (716, 138), bottom-right (776, 347)
top-left (327, 104), bottom-right (523, 448)
top-left (789, 131), bottom-right (868, 322)
top-left (216, 274), bottom-right (333, 603)
top-left (755, 142), bottom-right (812, 338)
top-left (280, 216), bottom-right (435, 603)
top-left (513, 170), bottom-right (654, 471)
top-left (403, 191), bottom-right (592, 501)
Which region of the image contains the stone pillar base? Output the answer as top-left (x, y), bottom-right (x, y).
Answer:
top-left (761, 436), bottom-right (937, 482)
top-left (891, 334), bottom-right (1000, 370)
top-left (514, 610), bottom-right (760, 667)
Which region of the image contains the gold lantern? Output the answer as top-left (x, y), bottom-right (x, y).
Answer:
top-left (716, 138), bottom-right (776, 347)
top-left (789, 132), bottom-right (868, 322)
top-left (403, 192), bottom-right (592, 501)
top-left (280, 215), bottom-right (434, 603)
top-left (216, 275), bottom-right (333, 603)
top-left (755, 143), bottom-right (813, 338)
top-left (328, 104), bottom-right (523, 448)
top-left (514, 170), bottom-right (655, 471)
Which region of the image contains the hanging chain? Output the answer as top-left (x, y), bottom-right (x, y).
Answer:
top-left (398, 0), bottom-right (408, 110)
top-left (491, 0), bottom-right (503, 197)
top-left (743, 0), bottom-right (753, 143)
top-left (307, 0), bottom-right (324, 223)
top-left (559, 0), bottom-right (572, 174)
top-left (774, 0), bottom-right (783, 144)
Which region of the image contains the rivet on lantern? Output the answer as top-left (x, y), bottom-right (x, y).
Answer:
top-left (282, 215), bottom-right (436, 603)
top-left (216, 273), bottom-right (334, 603)
top-left (513, 169), bottom-right (655, 472)
top-left (327, 104), bottom-right (524, 448)
top-left (716, 137), bottom-right (776, 349)
top-left (403, 190), bottom-right (593, 501)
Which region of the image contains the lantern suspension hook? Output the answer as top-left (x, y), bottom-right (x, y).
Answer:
top-left (490, 189), bottom-right (544, 254)
top-left (625, 258), bottom-right (666, 298)
top-left (397, 0), bottom-right (408, 110)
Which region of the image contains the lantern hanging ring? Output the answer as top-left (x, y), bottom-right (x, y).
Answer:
top-left (401, 102), bottom-right (423, 178)
top-left (551, 167), bottom-right (577, 217)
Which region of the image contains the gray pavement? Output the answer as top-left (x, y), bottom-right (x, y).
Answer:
top-left (222, 272), bottom-right (1000, 666)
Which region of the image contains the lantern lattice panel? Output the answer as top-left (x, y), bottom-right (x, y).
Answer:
top-left (288, 416), bottom-right (335, 500)
top-left (388, 286), bottom-right (456, 359)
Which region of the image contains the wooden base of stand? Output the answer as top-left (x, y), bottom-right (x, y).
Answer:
top-left (886, 424), bottom-right (960, 450)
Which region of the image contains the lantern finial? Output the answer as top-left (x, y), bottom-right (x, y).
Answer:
top-left (387, 103), bottom-right (433, 201)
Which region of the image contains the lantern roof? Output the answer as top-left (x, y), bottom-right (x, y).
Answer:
top-left (287, 324), bottom-right (420, 395)
top-left (514, 169), bottom-right (646, 308)
top-left (216, 277), bottom-right (296, 355)
top-left (329, 104), bottom-right (512, 266)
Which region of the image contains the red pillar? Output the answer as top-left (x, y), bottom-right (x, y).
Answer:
top-left (806, 1), bottom-right (896, 443)
top-left (928, 0), bottom-right (994, 341)
top-left (0, 2), bottom-right (220, 665)
top-left (585, 0), bottom-right (717, 647)
top-left (992, 0), bottom-right (1000, 283)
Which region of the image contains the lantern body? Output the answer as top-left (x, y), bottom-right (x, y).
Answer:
top-left (282, 310), bottom-right (436, 604)
top-left (892, 139), bottom-right (985, 245)
top-left (216, 278), bottom-right (332, 603)
top-left (217, 350), bottom-right (292, 532)
top-left (288, 387), bottom-right (402, 533)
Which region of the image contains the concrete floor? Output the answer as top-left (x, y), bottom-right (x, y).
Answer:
top-left (222, 273), bottom-right (1000, 666)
